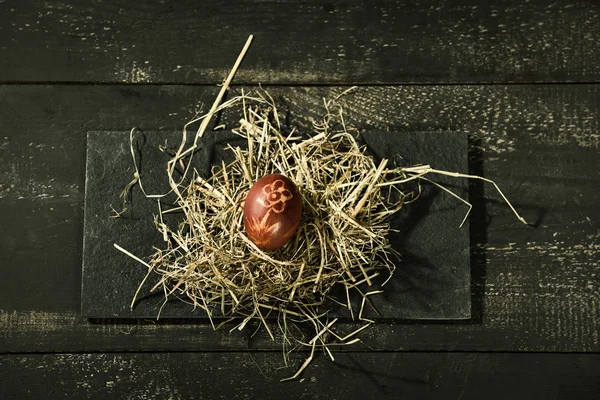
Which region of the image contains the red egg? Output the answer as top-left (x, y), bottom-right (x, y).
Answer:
top-left (243, 174), bottom-right (302, 251)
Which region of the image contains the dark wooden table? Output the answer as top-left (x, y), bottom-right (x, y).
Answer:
top-left (1, 1), bottom-right (599, 398)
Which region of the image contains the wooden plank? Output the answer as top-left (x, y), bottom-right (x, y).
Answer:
top-left (1, 352), bottom-right (599, 399)
top-left (1, 1), bottom-right (599, 84)
top-left (0, 84), bottom-right (598, 352)
top-left (2, 309), bottom-right (600, 353)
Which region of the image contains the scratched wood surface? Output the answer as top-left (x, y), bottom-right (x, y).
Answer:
top-left (1, 0), bottom-right (600, 397)
top-left (1, 353), bottom-right (599, 399)
top-left (0, 0), bottom-right (599, 84)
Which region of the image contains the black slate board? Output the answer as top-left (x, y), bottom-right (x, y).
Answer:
top-left (82, 131), bottom-right (470, 319)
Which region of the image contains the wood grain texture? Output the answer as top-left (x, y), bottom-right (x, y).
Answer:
top-left (0, 0), bottom-right (599, 84)
top-left (0, 84), bottom-right (598, 353)
top-left (1, 352), bottom-right (599, 399)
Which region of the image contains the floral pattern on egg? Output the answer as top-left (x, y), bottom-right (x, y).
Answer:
top-left (243, 174), bottom-right (302, 251)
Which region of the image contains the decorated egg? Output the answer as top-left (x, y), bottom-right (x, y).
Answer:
top-left (243, 174), bottom-right (302, 251)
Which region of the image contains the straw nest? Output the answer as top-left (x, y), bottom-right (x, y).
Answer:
top-left (114, 88), bottom-right (415, 378)
top-left (117, 87), bottom-right (527, 380)
top-left (153, 94), bottom-right (407, 314)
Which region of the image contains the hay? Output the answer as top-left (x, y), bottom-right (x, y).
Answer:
top-left (131, 91), bottom-right (410, 375)
top-left (160, 93), bottom-right (409, 314)
top-left (114, 37), bottom-right (527, 381)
